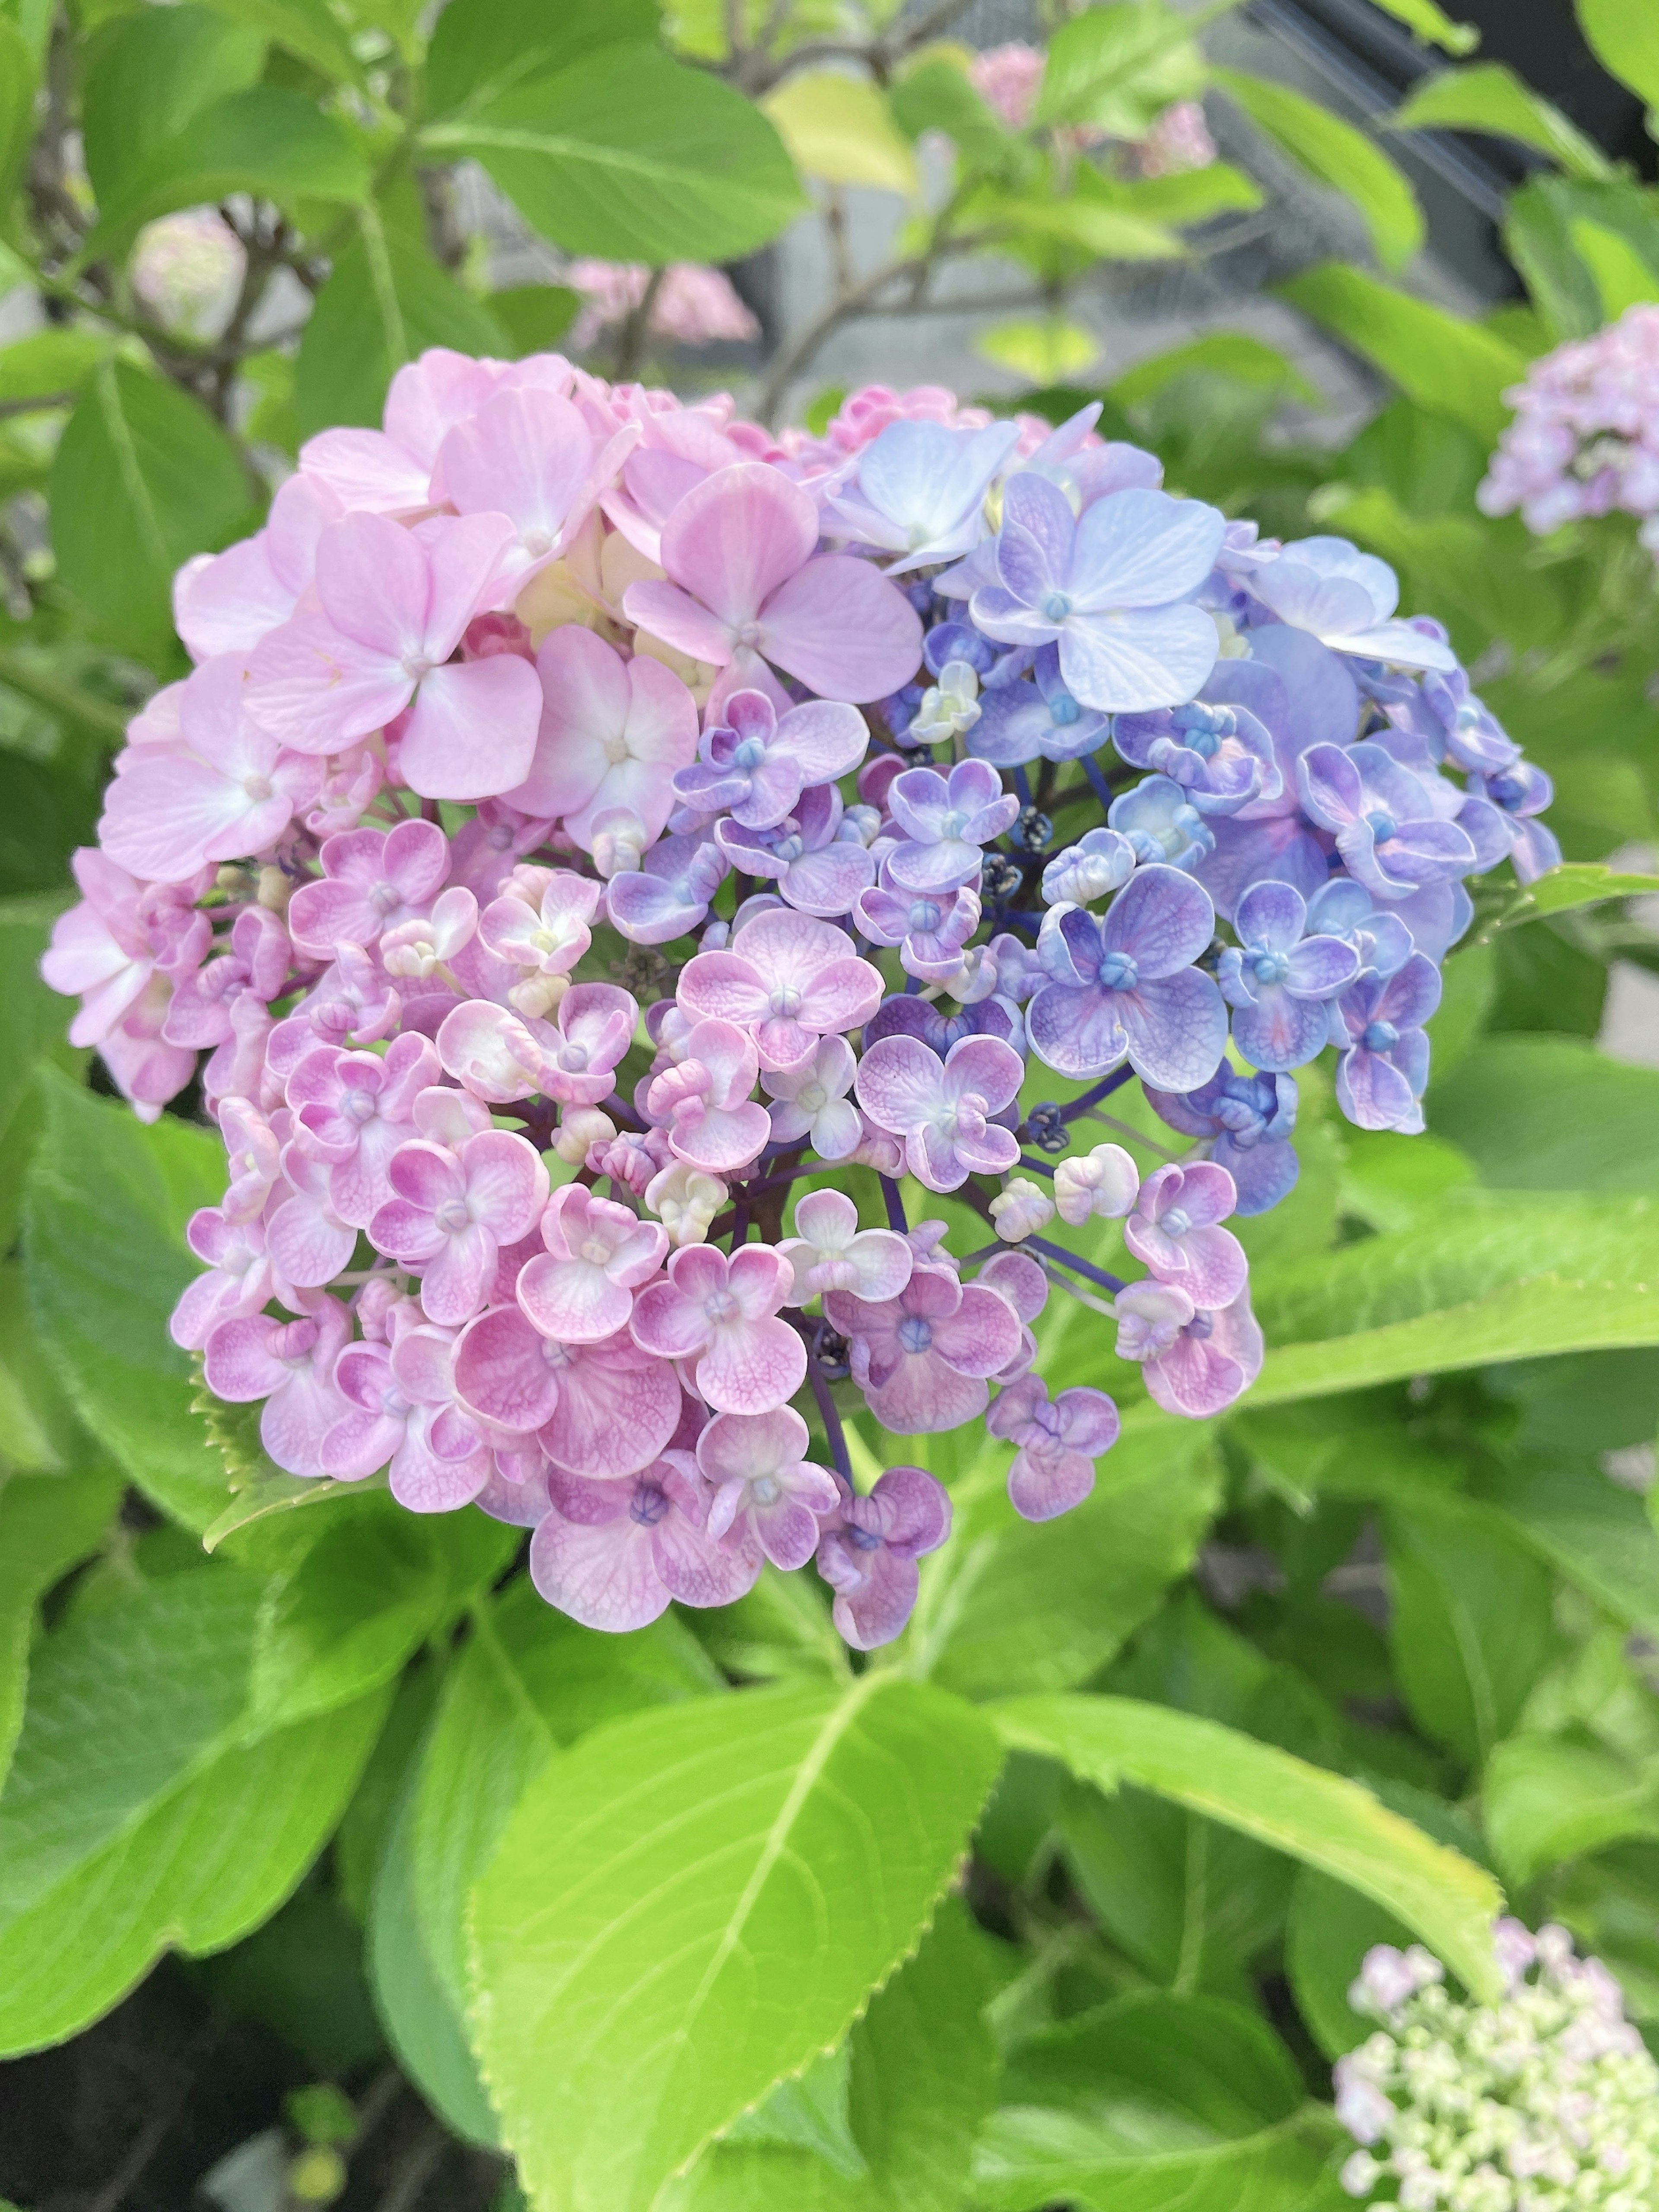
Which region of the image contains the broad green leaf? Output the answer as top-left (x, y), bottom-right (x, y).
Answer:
top-left (86, 87), bottom-right (369, 260)
top-left (412, 1578), bottom-right (721, 2017)
top-left (1391, 64), bottom-right (1611, 179)
top-left (977, 317), bottom-right (1100, 384)
top-left (720, 2047), bottom-right (864, 2177)
top-left (489, 283), bottom-right (581, 357)
top-left (1384, 1497), bottom-right (1554, 1766)
top-left (1483, 860), bottom-right (1659, 929)
top-left (1505, 176), bottom-right (1607, 340)
top-left (1341, 1130), bottom-right (1476, 1236)
top-left (0, 1262), bottom-right (83, 1474)
top-left (469, 1675), bottom-right (1004, 2212)
top-left (1279, 261), bottom-right (1526, 441)
top-left (975, 1993), bottom-right (1338, 2212)
top-left (1430, 1038), bottom-right (1659, 1192)
top-left (1112, 332), bottom-right (1319, 407)
top-left (1249, 1192), bottom-right (1659, 1404)
top-left (0, 1568), bottom-right (388, 2053)
top-left (24, 1070), bottom-right (231, 1532)
top-left (423, 0), bottom-right (658, 124)
top-left (49, 361), bottom-right (256, 665)
top-left (1369, 0), bottom-right (1478, 51)
top-left (1115, 163), bottom-right (1264, 225)
top-left (668, 1900), bottom-right (1000, 2212)
top-left (0, 330), bottom-right (114, 409)
top-left (991, 1695), bottom-right (1504, 1997)
top-left (1575, 0), bottom-right (1659, 114)
top-left (1481, 1460), bottom-right (1659, 1641)
top-left (763, 72), bottom-right (918, 194)
top-left (370, 1751), bottom-right (500, 2147)
top-left (0, 18), bottom-right (37, 241)
top-left (251, 1503), bottom-right (448, 1728)
top-left (80, 3), bottom-right (265, 207)
top-left (294, 212), bottom-right (512, 439)
top-left (0, 888), bottom-right (88, 1236)
top-left (1218, 70), bottom-right (1423, 273)
top-left (0, 1467), bottom-right (124, 1792)
top-left (420, 46), bottom-right (806, 265)
top-left (890, 58), bottom-right (1012, 177)
top-left (1036, 3), bottom-right (1207, 138)
top-left (1484, 1733), bottom-right (1659, 1885)
top-left (913, 1421), bottom-right (1220, 1700)
top-left (1572, 216), bottom-right (1659, 315)
top-left (982, 190), bottom-right (1183, 261)
top-left (1287, 1869), bottom-right (1414, 2057)
top-left (199, 0), bottom-right (360, 84)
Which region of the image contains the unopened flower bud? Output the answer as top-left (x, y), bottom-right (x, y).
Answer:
top-left (256, 864), bottom-right (293, 914)
top-left (1054, 1142), bottom-right (1139, 1225)
top-left (646, 1160), bottom-right (725, 1246)
top-left (507, 970), bottom-right (570, 1019)
top-left (989, 1177), bottom-right (1054, 1242)
top-left (553, 1107), bottom-right (615, 1165)
top-left (591, 806), bottom-right (648, 878)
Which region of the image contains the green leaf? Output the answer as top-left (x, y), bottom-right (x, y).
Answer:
top-left (1218, 70), bottom-right (1424, 273)
top-left (1484, 1733), bottom-right (1659, 1885)
top-left (1249, 1192), bottom-right (1659, 1405)
top-left (294, 212), bottom-right (511, 438)
top-left (1575, 0), bottom-right (1659, 114)
top-left (1111, 332), bottom-right (1319, 407)
top-left (1481, 1460), bottom-right (1659, 1642)
top-left (1571, 215), bottom-right (1659, 315)
top-left (79, 3), bottom-right (265, 208)
top-left (0, 897), bottom-right (89, 1249)
top-left (423, 0), bottom-right (658, 123)
top-left (199, 0), bottom-right (361, 85)
top-left (49, 361), bottom-right (256, 666)
top-left (889, 58), bottom-right (1012, 176)
top-left (0, 1467), bottom-right (124, 1793)
top-left (976, 317), bottom-right (1100, 384)
top-left (1036, 3), bottom-right (1206, 139)
top-left (469, 1675), bottom-right (1004, 2212)
top-left (1383, 1497), bottom-right (1555, 1765)
top-left (412, 1579), bottom-right (721, 2019)
top-left (1483, 859), bottom-right (1659, 929)
top-left (421, 45), bottom-right (806, 265)
top-left (370, 1748), bottom-right (501, 2146)
top-left (1279, 261), bottom-right (1526, 441)
top-left (990, 1695), bottom-right (1504, 1998)
top-left (85, 87), bottom-right (369, 260)
top-left (1368, 0), bottom-right (1478, 51)
top-left (763, 71), bottom-right (918, 194)
top-left (251, 1503), bottom-right (449, 1729)
top-left (913, 1421), bottom-right (1221, 1700)
top-left (24, 1070), bottom-right (232, 1532)
top-left (981, 189), bottom-right (1184, 261)
top-left (0, 1261), bottom-right (85, 1475)
top-left (0, 330), bottom-right (114, 409)
top-left (1430, 1038), bottom-right (1659, 1193)
top-left (720, 2047), bottom-right (865, 2177)
top-left (669, 1900), bottom-right (1000, 2212)
top-left (975, 1993), bottom-right (1338, 2212)
top-left (1391, 63), bottom-right (1611, 179)
top-left (0, 1568), bottom-right (388, 2053)
top-left (0, 18), bottom-right (37, 242)
top-left (489, 283), bottom-right (580, 357)
top-left (1115, 163), bottom-right (1265, 225)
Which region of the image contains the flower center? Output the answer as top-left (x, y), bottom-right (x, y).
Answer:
top-left (401, 653), bottom-right (435, 682)
top-left (541, 1338), bottom-right (573, 1368)
top-left (897, 1314), bottom-right (933, 1353)
top-left (602, 730), bottom-right (631, 765)
top-left (435, 1198), bottom-right (471, 1234)
top-left (1364, 809), bottom-right (1398, 842)
top-left (751, 1474), bottom-right (780, 1505)
top-left (346, 1089), bottom-right (376, 1123)
top-left (1048, 693), bottom-right (1080, 726)
top-left (370, 881), bottom-right (401, 913)
top-left (845, 1524), bottom-right (883, 1552)
top-left (580, 1237), bottom-right (613, 1265)
top-left (941, 810), bottom-right (968, 840)
top-left (908, 899), bottom-right (941, 933)
top-left (243, 773), bottom-right (273, 801)
top-left (733, 736), bottom-right (767, 769)
top-left (630, 1481), bottom-right (670, 1526)
top-left (704, 1289), bottom-right (738, 1323)
top-left (1363, 1019), bottom-right (1400, 1052)
top-left (1162, 1206), bottom-right (1192, 1238)
top-left (523, 526), bottom-right (553, 556)
top-left (769, 984), bottom-right (802, 1017)
top-left (558, 1043), bottom-right (589, 1071)
top-left (1097, 950), bottom-right (1139, 991)
top-left (798, 1081), bottom-right (827, 1112)
top-left (1252, 950), bottom-right (1290, 985)
top-left (1040, 590), bottom-right (1072, 622)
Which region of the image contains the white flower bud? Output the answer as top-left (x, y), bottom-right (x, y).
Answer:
top-left (553, 1107), bottom-right (615, 1165)
top-left (989, 1178), bottom-right (1054, 1242)
top-left (591, 806), bottom-right (649, 878)
top-left (646, 1160), bottom-right (726, 1246)
top-left (1053, 1142), bottom-right (1140, 1226)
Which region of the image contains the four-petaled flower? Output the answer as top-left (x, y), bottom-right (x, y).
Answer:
top-left (369, 1128), bottom-right (549, 1326)
top-left (1125, 1160), bottom-right (1247, 1309)
top-left (884, 759), bottom-right (1020, 892)
top-left (1216, 878), bottom-right (1360, 1072)
top-left (673, 688), bottom-right (868, 830)
top-left (678, 907), bottom-right (882, 1072)
top-left (825, 1267), bottom-right (1022, 1432)
top-left (697, 1406), bottom-right (840, 1570)
top-left (855, 1032), bottom-right (1024, 1192)
top-left (1328, 953), bottom-right (1441, 1134)
top-left (814, 1465), bottom-right (952, 1649)
top-left (631, 1243), bottom-right (806, 1414)
top-left (987, 1373), bottom-right (1120, 1522)
top-left (777, 1188), bottom-right (913, 1304)
top-left (516, 1182), bottom-right (667, 1342)
top-left (530, 1459), bottom-right (756, 1632)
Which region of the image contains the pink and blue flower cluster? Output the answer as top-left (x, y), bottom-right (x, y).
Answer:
top-left (41, 350), bottom-right (1559, 1645)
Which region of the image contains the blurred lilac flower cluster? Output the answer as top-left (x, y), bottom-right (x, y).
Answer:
top-left (41, 349), bottom-right (1557, 1646)
top-left (1480, 302), bottom-right (1659, 561)
top-left (1336, 1923), bottom-right (1659, 2209)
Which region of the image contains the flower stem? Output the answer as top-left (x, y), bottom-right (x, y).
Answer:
top-left (1062, 1066), bottom-right (1136, 1120)
top-left (1021, 1234), bottom-right (1125, 1294)
top-left (880, 1175), bottom-right (907, 1233)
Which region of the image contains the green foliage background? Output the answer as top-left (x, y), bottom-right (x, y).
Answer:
top-left (4, 0), bottom-right (1659, 2206)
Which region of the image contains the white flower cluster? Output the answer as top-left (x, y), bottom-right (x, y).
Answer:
top-left (1335, 1923), bottom-right (1659, 2212)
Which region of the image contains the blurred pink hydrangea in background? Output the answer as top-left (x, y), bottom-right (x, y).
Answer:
top-left (967, 42), bottom-right (1214, 173)
top-left (1135, 100), bottom-right (1218, 177)
top-left (1479, 302), bottom-right (1659, 558)
top-left (132, 209), bottom-right (247, 340)
top-left (567, 261), bottom-right (760, 352)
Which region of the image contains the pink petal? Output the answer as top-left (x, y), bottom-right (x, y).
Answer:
top-left (397, 655), bottom-right (543, 801)
top-left (517, 1252), bottom-right (632, 1343)
top-left (697, 1314), bottom-right (805, 1415)
top-left (758, 554), bottom-right (923, 703)
top-left (540, 1341), bottom-right (681, 1477)
top-left (530, 1509), bottom-right (670, 1631)
top-left (315, 511), bottom-right (429, 658)
top-left (454, 1305), bottom-right (563, 1431)
top-left (660, 462), bottom-right (818, 630)
top-left (246, 613), bottom-right (410, 753)
top-left (622, 578), bottom-right (735, 666)
top-left (203, 1318), bottom-right (287, 1400)
top-left (461, 1129), bottom-right (550, 1239)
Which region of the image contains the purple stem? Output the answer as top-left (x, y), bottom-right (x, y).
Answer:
top-left (793, 1317), bottom-right (853, 1481)
top-left (1023, 1235), bottom-right (1125, 1294)
top-left (880, 1175), bottom-right (908, 1233)
top-left (602, 1091), bottom-right (644, 1132)
top-left (1062, 1066), bottom-right (1136, 1120)
top-left (1081, 754), bottom-right (1115, 812)
top-left (1018, 1154), bottom-right (1056, 1179)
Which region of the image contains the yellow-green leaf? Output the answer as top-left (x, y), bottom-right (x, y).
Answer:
top-left (763, 71), bottom-right (918, 194)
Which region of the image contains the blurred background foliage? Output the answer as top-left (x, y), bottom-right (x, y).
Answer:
top-left (7, 1), bottom-right (1659, 2208)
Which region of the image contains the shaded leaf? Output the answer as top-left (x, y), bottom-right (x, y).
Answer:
top-left (990, 1694), bottom-right (1504, 1997)
top-left (0, 1466), bottom-right (124, 1793)
top-left (1484, 1733), bottom-right (1659, 1885)
top-left (1219, 69), bottom-right (1423, 272)
top-left (1430, 1037), bottom-right (1659, 1192)
top-left (1575, 0), bottom-right (1659, 113)
top-left (1036, 4), bottom-right (1206, 138)
top-left (1280, 261), bottom-right (1526, 440)
top-left (80, 3), bottom-right (264, 207)
top-left (763, 71), bottom-right (917, 194)
top-left (1481, 1459), bottom-right (1659, 1642)
top-left (1112, 332), bottom-right (1318, 407)
top-left (423, 0), bottom-right (658, 123)
top-left (1391, 63), bottom-right (1611, 180)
